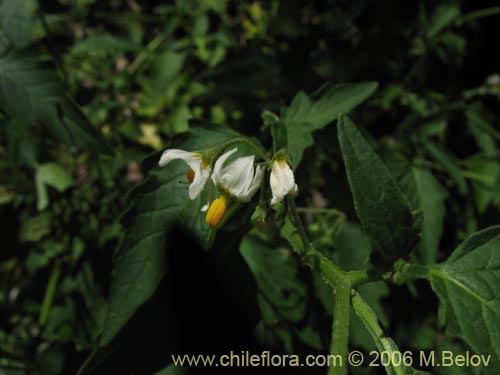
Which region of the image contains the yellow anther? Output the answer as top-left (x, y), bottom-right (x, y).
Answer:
top-left (187, 168), bottom-right (195, 183)
top-left (205, 195), bottom-right (229, 227)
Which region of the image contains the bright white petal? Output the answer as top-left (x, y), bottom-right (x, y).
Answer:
top-left (158, 149), bottom-right (198, 167)
top-left (223, 156), bottom-right (255, 194)
top-left (188, 166), bottom-right (211, 200)
top-left (213, 147), bottom-right (238, 185)
top-left (269, 160), bottom-right (297, 205)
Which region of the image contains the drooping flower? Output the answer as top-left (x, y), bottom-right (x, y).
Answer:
top-left (269, 158), bottom-right (298, 205)
top-left (158, 149), bottom-right (211, 200)
top-left (205, 148), bottom-right (263, 227)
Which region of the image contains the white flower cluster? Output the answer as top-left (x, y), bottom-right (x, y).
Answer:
top-left (159, 147), bottom-right (297, 227)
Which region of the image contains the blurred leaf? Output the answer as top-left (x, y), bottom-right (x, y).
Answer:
top-left (424, 141), bottom-right (467, 194)
top-left (35, 163), bottom-right (73, 211)
top-left (19, 212), bottom-right (51, 242)
top-left (99, 125), bottom-right (240, 348)
top-left (337, 115), bottom-right (420, 266)
top-left (0, 0), bottom-right (37, 49)
top-left (0, 52), bottom-right (109, 153)
top-left (465, 156), bottom-right (500, 214)
top-left (240, 230), bottom-right (306, 323)
top-left (428, 226), bottom-right (500, 374)
top-left (283, 82), bottom-right (378, 167)
top-left (399, 167), bottom-right (447, 264)
top-left (0, 186), bottom-right (15, 204)
top-left (426, 4), bottom-right (460, 39)
top-left (69, 33), bottom-right (142, 54)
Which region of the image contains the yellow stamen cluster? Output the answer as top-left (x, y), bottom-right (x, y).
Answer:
top-left (205, 195), bottom-right (228, 227)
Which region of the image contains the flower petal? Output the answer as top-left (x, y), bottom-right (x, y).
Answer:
top-left (159, 149), bottom-right (199, 167)
top-left (270, 159), bottom-right (297, 205)
top-left (223, 156), bottom-right (255, 194)
top-left (188, 166), bottom-right (211, 200)
top-left (213, 147), bottom-right (238, 185)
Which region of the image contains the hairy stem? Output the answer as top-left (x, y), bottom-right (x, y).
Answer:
top-left (329, 279), bottom-right (351, 375)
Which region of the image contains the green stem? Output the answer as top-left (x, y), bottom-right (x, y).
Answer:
top-left (458, 6), bottom-right (500, 24)
top-left (287, 197), bottom-right (312, 255)
top-left (347, 269), bottom-right (392, 287)
top-left (286, 197), bottom-right (350, 375)
top-left (329, 279), bottom-right (351, 375)
top-left (296, 207), bottom-right (345, 217)
top-left (39, 261), bottom-right (61, 326)
top-left (351, 292), bottom-right (407, 375)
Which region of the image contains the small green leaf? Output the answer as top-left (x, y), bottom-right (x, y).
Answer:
top-left (0, 52), bottom-right (109, 153)
top-left (399, 167), bottom-right (448, 264)
top-left (428, 226), bottom-right (500, 374)
top-left (99, 125), bottom-right (240, 347)
top-left (35, 163), bottom-right (74, 211)
top-left (337, 115), bottom-right (420, 266)
top-left (0, 0), bottom-right (37, 48)
top-left (262, 110), bottom-right (286, 153)
top-left (283, 82), bottom-right (377, 167)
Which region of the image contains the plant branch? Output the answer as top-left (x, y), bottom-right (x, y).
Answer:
top-left (329, 279), bottom-right (351, 375)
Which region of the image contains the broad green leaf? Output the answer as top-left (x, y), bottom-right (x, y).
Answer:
top-left (283, 82), bottom-right (377, 167)
top-left (0, 0), bottom-right (37, 48)
top-left (0, 53), bottom-right (109, 153)
top-left (99, 125), bottom-right (240, 347)
top-left (240, 230), bottom-right (306, 323)
top-left (241, 230), bottom-right (315, 351)
top-left (337, 115), bottom-right (420, 266)
top-left (35, 163), bottom-right (74, 211)
top-left (399, 167), bottom-right (448, 264)
top-left (427, 226), bottom-right (500, 374)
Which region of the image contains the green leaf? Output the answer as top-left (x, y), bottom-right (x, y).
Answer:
top-left (424, 141), bottom-right (467, 194)
top-left (99, 125), bottom-right (240, 347)
top-left (0, 0), bottom-right (37, 49)
top-left (337, 115), bottom-right (420, 266)
top-left (283, 82), bottom-right (377, 167)
top-left (0, 52), bottom-right (109, 153)
top-left (399, 167), bottom-right (448, 264)
top-left (352, 292), bottom-right (434, 375)
top-left (262, 109), bottom-right (286, 153)
top-left (240, 229), bottom-right (315, 351)
top-left (35, 163), bottom-right (74, 211)
top-left (427, 226), bottom-right (500, 374)
top-left (426, 4), bottom-right (460, 39)
top-left (69, 33), bottom-right (142, 54)
top-left (240, 230), bottom-right (306, 323)
top-left (464, 156), bottom-right (500, 214)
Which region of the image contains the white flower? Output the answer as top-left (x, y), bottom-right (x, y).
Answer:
top-left (205, 147), bottom-right (263, 227)
top-left (270, 159), bottom-right (298, 205)
top-left (211, 148), bottom-right (263, 202)
top-left (158, 149), bottom-right (211, 200)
